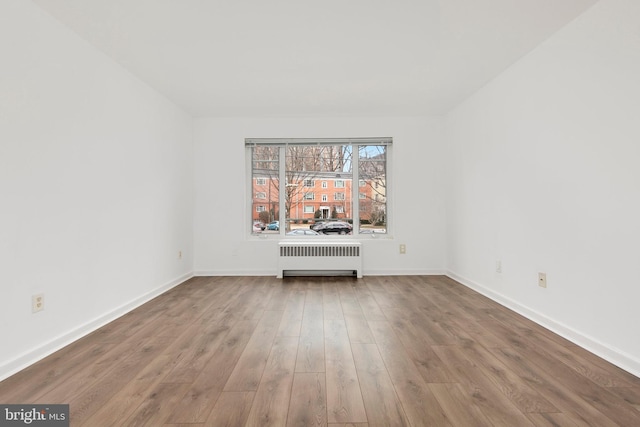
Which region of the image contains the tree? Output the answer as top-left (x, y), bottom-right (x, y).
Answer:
top-left (258, 210), bottom-right (270, 224)
top-left (369, 208), bottom-right (385, 226)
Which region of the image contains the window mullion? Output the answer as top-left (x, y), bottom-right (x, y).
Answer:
top-left (279, 145), bottom-right (286, 235)
top-left (352, 146), bottom-right (360, 234)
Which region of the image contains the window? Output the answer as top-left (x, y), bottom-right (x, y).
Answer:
top-left (250, 145), bottom-right (279, 228)
top-left (359, 144), bottom-right (387, 228)
top-left (247, 137), bottom-right (390, 234)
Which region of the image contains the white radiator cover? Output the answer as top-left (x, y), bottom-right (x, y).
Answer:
top-left (277, 241), bottom-right (362, 278)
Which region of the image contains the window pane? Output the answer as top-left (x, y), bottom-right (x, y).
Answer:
top-left (358, 145), bottom-right (387, 234)
top-left (285, 145), bottom-right (352, 223)
top-left (252, 146), bottom-right (280, 232)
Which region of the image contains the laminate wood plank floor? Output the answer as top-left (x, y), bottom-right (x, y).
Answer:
top-left (1, 275), bottom-right (639, 426)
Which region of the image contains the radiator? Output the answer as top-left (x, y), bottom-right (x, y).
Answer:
top-left (277, 241), bottom-right (362, 278)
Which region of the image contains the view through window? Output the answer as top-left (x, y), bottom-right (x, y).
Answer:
top-left (248, 138), bottom-right (390, 235)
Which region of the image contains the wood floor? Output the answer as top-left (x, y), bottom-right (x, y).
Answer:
top-left (1, 275), bottom-right (639, 426)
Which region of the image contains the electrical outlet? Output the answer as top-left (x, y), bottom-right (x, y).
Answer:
top-left (538, 272), bottom-right (547, 288)
top-left (496, 260), bottom-right (502, 273)
top-left (399, 244), bottom-right (406, 254)
top-left (32, 294), bottom-right (44, 313)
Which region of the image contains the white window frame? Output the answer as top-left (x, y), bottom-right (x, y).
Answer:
top-left (303, 206), bottom-right (315, 214)
top-left (246, 137), bottom-right (391, 236)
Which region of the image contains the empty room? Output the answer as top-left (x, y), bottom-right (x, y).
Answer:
top-left (1, 0), bottom-right (639, 425)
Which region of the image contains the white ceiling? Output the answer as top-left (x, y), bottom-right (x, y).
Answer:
top-left (32, 0), bottom-right (598, 118)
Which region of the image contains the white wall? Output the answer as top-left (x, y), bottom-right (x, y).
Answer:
top-left (0, 1), bottom-right (194, 380)
top-left (445, 0), bottom-right (640, 375)
top-left (194, 117), bottom-right (446, 276)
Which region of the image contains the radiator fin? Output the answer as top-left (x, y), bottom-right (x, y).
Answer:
top-left (280, 245), bottom-right (360, 257)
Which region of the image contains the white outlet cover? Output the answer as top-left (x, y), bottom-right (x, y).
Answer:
top-left (32, 294), bottom-right (44, 313)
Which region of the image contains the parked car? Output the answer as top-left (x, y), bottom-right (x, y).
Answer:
top-left (286, 229), bottom-right (320, 236)
top-left (315, 221), bottom-right (352, 235)
top-left (310, 221), bottom-right (326, 231)
top-left (266, 221), bottom-right (280, 231)
top-left (253, 221), bottom-right (265, 231)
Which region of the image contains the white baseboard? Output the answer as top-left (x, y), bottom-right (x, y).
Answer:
top-left (446, 270), bottom-right (640, 378)
top-left (365, 269), bottom-right (446, 276)
top-left (194, 269), bottom-right (447, 277)
top-left (0, 272), bottom-right (194, 382)
top-left (194, 269), bottom-right (274, 276)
